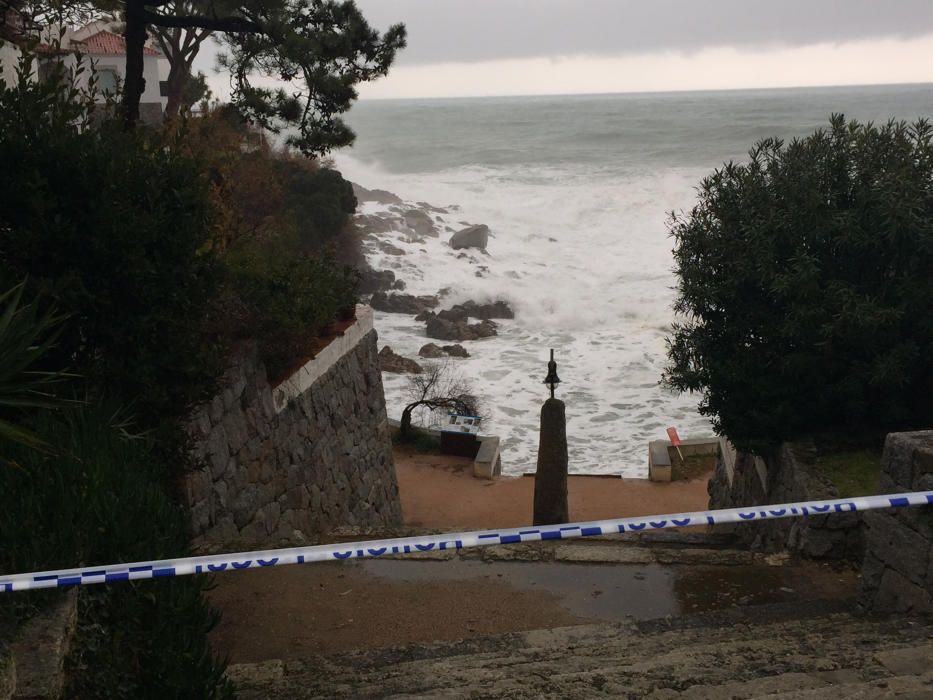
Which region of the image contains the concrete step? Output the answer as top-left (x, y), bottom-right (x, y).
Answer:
top-left (230, 607), bottom-right (933, 699)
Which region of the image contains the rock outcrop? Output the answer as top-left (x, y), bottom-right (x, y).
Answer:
top-left (418, 343), bottom-right (445, 358)
top-left (438, 300), bottom-right (514, 322)
top-left (449, 224), bottom-right (489, 251)
top-left (418, 343), bottom-right (471, 358)
top-left (442, 344), bottom-right (470, 357)
top-left (355, 213), bottom-right (396, 235)
top-left (375, 240), bottom-right (405, 256)
top-left (358, 266), bottom-right (403, 296)
top-left (403, 209), bottom-right (438, 238)
top-left (370, 292), bottom-right (439, 315)
top-left (378, 346), bottom-right (423, 374)
top-left (424, 313), bottom-right (498, 342)
top-left (352, 182), bottom-right (403, 205)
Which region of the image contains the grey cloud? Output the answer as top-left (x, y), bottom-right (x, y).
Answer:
top-left (354, 0), bottom-right (933, 64)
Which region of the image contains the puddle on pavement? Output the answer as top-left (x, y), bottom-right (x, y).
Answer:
top-left (359, 558), bottom-right (858, 622)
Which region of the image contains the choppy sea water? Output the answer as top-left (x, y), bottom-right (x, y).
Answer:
top-left (335, 84), bottom-right (933, 477)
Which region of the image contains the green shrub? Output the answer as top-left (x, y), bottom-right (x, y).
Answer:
top-left (0, 59), bottom-right (221, 429)
top-left (274, 160), bottom-right (358, 251)
top-left (0, 404), bottom-right (233, 697)
top-left (665, 116), bottom-right (933, 455)
top-left (225, 241), bottom-right (359, 380)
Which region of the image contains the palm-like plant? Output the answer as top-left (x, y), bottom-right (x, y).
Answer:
top-left (0, 280), bottom-right (73, 457)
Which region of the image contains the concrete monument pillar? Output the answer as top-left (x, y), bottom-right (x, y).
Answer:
top-left (534, 397), bottom-right (569, 525)
top-left (533, 350), bottom-right (569, 525)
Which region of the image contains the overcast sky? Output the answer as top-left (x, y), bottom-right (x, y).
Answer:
top-left (200, 0), bottom-right (933, 99)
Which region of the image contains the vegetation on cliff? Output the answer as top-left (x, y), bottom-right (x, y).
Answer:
top-left (0, 1), bottom-right (397, 685)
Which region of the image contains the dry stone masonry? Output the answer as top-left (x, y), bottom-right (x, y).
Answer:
top-left (708, 441), bottom-right (863, 560)
top-left (860, 431), bottom-right (933, 614)
top-left (183, 306), bottom-right (401, 546)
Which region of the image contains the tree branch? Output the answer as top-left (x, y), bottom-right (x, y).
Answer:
top-left (142, 9), bottom-right (261, 34)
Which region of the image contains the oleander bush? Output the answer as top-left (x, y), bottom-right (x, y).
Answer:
top-left (665, 115), bottom-right (933, 455)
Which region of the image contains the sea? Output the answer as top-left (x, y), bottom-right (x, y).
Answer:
top-left (334, 83), bottom-right (933, 478)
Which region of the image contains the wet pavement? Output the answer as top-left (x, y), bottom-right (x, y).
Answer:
top-left (209, 553), bottom-right (859, 662)
top-left (360, 558), bottom-right (858, 622)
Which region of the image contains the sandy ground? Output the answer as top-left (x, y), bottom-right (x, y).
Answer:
top-left (394, 447), bottom-right (713, 530)
top-left (209, 561), bottom-right (584, 662)
top-left (209, 450), bottom-right (719, 663)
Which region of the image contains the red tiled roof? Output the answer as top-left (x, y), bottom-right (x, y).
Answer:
top-left (78, 30), bottom-right (160, 56)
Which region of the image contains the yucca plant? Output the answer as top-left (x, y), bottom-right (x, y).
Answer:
top-left (0, 280), bottom-right (73, 458)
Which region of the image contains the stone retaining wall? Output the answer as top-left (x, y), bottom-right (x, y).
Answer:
top-left (708, 440), bottom-right (863, 560)
top-left (183, 306), bottom-right (401, 545)
top-left (860, 431), bottom-right (933, 614)
top-left (2, 590), bottom-right (77, 699)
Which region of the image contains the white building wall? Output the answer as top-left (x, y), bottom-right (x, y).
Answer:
top-left (141, 54), bottom-right (162, 105)
top-left (157, 54), bottom-right (169, 110)
top-left (0, 41), bottom-right (23, 85)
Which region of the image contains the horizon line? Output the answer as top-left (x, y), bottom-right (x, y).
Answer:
top-left (358, 80), bottom-right (933, 103)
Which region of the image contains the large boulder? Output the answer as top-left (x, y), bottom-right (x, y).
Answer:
top-left (378, 346), bottom-right (423, 374)
top-left (403, 209), bottom-right (438, 238)
top-left (419, 342), bottom-right (471, 358)
top-left (442, 344), bottom-right (470, 357)
top-left (437, 307), bottom-right (469, 323)
top-left (449, 224), bottom-right (489, 251)
top-left (355, 213), bottom-right (396, 235)
top-left (418, 343), bottom-right (445, 358)
top-left (462, 299), bottom-right (513, 319)
top-left (371, 292), bottom-right (439, 315)
top-left (440, 300), bottom-right (514, 321)
top-left (424, 313), bottom-right (498, 342)
top-left (358, 266), bottom-right (402, 296)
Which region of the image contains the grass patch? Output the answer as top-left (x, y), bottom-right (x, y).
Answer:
top-left (671, 452), bottom-right (717, 481)
top-left (817, 449), bottom-right (882, 498)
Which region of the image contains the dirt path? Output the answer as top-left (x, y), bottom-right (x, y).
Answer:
top-left (394, 447), bottom-right (713, 529)
top-left (208, 560), bottom-right (585, 663)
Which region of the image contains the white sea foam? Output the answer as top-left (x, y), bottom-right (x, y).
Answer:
top-left (336, 154), bottom-right (713, 477)
top-left (336, 85), bottom-right (932, 477)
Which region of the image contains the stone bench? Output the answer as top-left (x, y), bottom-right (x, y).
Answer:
top-left (473, 436), bottom-right (502, 480)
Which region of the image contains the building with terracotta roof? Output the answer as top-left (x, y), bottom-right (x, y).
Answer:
top-left (9, 20), bottom-right (169, 125)
top-left (64, 23), bottom-right (169, 125)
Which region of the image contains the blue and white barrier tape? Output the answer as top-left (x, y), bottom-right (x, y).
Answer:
top-left (2, 491), bottom-right (932, 593)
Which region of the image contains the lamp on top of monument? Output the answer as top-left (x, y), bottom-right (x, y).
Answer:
top-left (543, 349), bottom-right (561, 399)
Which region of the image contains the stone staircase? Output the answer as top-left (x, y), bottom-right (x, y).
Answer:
top-left (229, 603), bottom-right (933, 699)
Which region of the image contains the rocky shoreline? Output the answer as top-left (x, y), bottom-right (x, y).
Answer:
top-left (352, 182), bottom-right (514, 377)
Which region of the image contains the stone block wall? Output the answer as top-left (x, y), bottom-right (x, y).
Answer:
top-left (2, 590), bottom-right (77, 699)
top-left (860, 431), bottom-right (933, 614)
top-left (708, 441), bottom-right (863, 560)
top-left (183, 307), bottom-right (401, 545)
